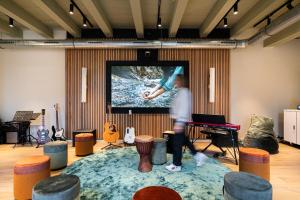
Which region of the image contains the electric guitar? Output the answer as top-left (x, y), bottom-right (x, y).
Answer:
top-left (124, 110), bottom-right (135, 144)
top-left (51, 103), bottom-right (65, 141)
top-left (36, 109), bottom-right (51, 148)
top-left (103, 105), bottom-right (120, 143)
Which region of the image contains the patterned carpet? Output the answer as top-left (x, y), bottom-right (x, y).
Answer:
top-left (62, 147), bottom-right (230, 200)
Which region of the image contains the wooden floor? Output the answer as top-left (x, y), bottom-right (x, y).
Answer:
top-left (0, 141), bottom-right (299, 200)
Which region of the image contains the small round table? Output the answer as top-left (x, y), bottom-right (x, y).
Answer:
top-left (133, 186), bottom-right (182, 200)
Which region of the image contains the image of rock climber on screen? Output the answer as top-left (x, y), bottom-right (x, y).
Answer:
top-left (142, 66), bottom-right (184, 100)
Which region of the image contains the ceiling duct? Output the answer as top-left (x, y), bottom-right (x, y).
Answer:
top-left (0, 39), bottom-right (247, 49)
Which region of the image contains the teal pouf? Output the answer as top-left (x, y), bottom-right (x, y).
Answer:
top-left (224, 172), bottom-right (272, 200)
top-left (152, 138), bottom-right (167, 165)
top-left (32, 174), bottom-right (80, 200)
top-left (44, 141), bottom-right (68, 170)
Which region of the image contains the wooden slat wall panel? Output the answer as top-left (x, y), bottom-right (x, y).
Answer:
top-left (65, 49), bottom-right (229, 139)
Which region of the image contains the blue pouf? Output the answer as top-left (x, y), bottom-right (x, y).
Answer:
top-left (152, 138), bottom-right (167, 165)
top-left (44, 141), bottom-right (68, 170)
top-left (224, 172), bottom-right (272, 200)
top-left (32, 174), bottom-right (80, 200)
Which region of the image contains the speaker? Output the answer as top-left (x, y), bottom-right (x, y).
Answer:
top-left (137, 49), bottom-right (158, 62)
top-left (81, 67), bottom-right (87, 103)
top-left (209, 67), bottom-right (215, 103)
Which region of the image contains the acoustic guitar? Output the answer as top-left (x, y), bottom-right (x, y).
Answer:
top-left (103, 105), bottom-right (120, 143)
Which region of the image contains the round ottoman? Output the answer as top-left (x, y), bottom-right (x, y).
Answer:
top-left (44, 141), bottom-right (68, 170)
top-left (133, 186), bottom-right (182, 200)
top-left (152, 138), bottom-right (167, 165)
top-left (75, 133), bottom-right (93, 156)
top-left (14, 155), bottom-right (50, 200)
top-left (224, 172), bottom-right (272, 200)
top-left (239, 147), bottom-right (270, 180)
top-left (135, 135), bottom-right (154, 172)
top-left (32, 174), bottom-right (80, 200)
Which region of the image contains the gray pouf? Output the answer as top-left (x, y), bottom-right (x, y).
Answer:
top-left (32, 174), bottom-right (80, 200)
top-left (224, 172), bottom-right (272, 200)
top-left (43, 141), bottom-right (68, 170)
top-left (152, 138), bottom-right (167, 165)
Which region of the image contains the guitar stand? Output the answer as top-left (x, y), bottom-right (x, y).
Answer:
top-left (101, 142), bottom-right (122, 150)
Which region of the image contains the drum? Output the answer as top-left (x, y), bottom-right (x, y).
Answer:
top-left (135, 135), bottom-right (154, 172)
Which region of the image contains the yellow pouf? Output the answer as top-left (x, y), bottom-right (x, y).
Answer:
top-left (239, 147), bottom-right (270, 181)
top-left (75, 133), bottom-right (94, 156)
top-left (14, 155), bottom-right (50, 200)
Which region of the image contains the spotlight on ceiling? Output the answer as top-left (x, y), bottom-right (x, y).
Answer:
top-left (83, 17), bottom-right (87, 27)
top-left (233, 2), bottom-right (238, 15)
top-left (267, 17), bottom-right (271, 26)
top-left (223, 17), bottom-right (228, 28)
top-left (9, 17), bottom-right (14, 28)
top-left (69, 3), bottom-right (74, 15)
top-left (157, 17), bottom-right (162, 28)
top-left (287, 1), bottom-right (294, 10)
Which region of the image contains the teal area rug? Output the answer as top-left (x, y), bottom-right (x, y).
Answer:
top-left (62, 147), bottom-right (230, 200)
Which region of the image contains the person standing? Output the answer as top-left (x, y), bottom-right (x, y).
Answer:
top-left (166, 74), bottom-right (208, 172)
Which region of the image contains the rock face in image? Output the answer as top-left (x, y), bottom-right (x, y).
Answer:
top-left (111, 66), bottom-right (177, 107)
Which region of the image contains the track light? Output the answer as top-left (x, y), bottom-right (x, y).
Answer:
top-left (157, 17), bottom-right (162, 28)
top-left (9, 17), bottom-right (14, 28)
top-left (267, 17), bottom-right (271, 25)
top-left (233, 3), bottom-right (238, 15)
top-left (83, 17), bottom-right (87, 27)
top-left (69, 3), bottom-right (74, 15)
top-left (287, 2), bottom-right (294, 10)
top-left (223, 17), bottom-right (228, 28)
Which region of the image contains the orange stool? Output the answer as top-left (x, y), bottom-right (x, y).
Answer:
top-left (14, 155), bottom-right (50, 200)
top-left (133, 186), bottom-right (182, 200)
top-left (239, 147), bottom-right (270, 181)
top-left (75, 133), bottom-right (94, 156)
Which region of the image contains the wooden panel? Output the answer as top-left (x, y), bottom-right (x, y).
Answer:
top-left (65, 49), bottom-right (229, 139)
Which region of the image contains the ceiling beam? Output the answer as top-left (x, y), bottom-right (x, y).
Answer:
top-left (200, 0), bottom-right (236, 37)
top-left (129, 0), bottom-right (144, 38)
top-left (231, 0), bottom-right (286, 38)
top-left (34, 0), bottom-right (80, 37)
top-left (79, 0), bottom-right (113, 37)
top-left (263, 19), bottom-right (300, 47)
top-left (0, 18), bottom-right (22, 38)
top-left (0, 0), bottom-right (53, 38)
top-left (169, 0), bottom-right (189, 37)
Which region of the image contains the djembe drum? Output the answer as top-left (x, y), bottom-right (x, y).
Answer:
top-left (135, 135), bottom-right (154, 172)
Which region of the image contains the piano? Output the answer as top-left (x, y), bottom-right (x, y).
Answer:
top-left (187, 114), bottom-right (240, 165)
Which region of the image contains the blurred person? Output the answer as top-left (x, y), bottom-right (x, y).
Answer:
top-left (165, 74), bottom-right (208, 172)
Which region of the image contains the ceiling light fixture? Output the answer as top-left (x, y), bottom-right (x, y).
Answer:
top-left (267, 17), bottom-right (271, 25)
top-left (287, 1), bottom-right (294, 10)
top-left (233, 2), bottom-right (238, 15)
top-left (223, 17), bottom-right (228, 28)
top-left (83, 17), bottom-right (87, 27)
top-left (157, 17), bottom-right (162, 28)
top-left (157, 0), bottom-right (162, 29)
top-left (70, 0), bottom-right (93, 28)
top-left (9, 17), bottom-right (14, 28)
top-left (69, 3), bottom-right (74, 15)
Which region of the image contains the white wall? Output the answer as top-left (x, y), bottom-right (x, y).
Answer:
top-left (0, 49), bottom-right (65, 138)
top-left (230, 38), bottom-right (300, 137)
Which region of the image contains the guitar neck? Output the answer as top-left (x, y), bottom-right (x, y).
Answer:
top-left (56, 110), bottom-right (59, 130)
